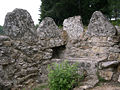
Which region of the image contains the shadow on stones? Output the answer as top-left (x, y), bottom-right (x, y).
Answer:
top-left (52, 45), bottom-right (66, 59)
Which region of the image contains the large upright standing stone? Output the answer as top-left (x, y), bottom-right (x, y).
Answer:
top-left (37, 17), bottom-right (67, 48)
top-left (63, 16), bottom-right (84, 40)
top-left (86, 11), bottom-right (120, 60)
top-left (63, 16), bottom-right (85, 58)
top-left (3, 8), bottom-right (36, 42)
top-left (87, 11), bottom-right (116, 36)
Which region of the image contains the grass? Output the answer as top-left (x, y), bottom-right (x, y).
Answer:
top-left (32, 84), bottom-right (48, 90)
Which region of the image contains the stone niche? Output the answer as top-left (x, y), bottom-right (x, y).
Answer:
top-left (52, 45), bottom-right (66, 59)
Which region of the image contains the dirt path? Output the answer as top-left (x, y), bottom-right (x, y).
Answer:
top-left (74, 82), bottom-right (120, 90)
top-left (90, 85), bottom-right (120, 90)
top-left (33, 82), bottom-right (120, 90)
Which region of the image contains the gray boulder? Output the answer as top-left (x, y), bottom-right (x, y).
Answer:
top-left (100, 61), bottom-right (120, 69)
top-left (87, 11), bottom-right (116, 36)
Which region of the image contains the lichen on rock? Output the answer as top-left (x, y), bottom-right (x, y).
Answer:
top-left (37, 17), bottom-right (67, 48)
top-left (87, 11), bottom-right (117, 36)
top-left (3, 8), bottom-right (37, 43)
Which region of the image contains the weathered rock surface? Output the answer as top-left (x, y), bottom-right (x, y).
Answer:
top-left (98, 70), bottom-right (113, 80)
top-left (3, 8), bottom-right (37, 43)
top-left (118, 75), bottom-right (120, 82)
top-left (63, 16), bottom-right (85, 58)
top-left (90, 85), bottom-right (120, 90)
top-left (1, 9), bottom-right (53, 89)
top-left (0, 35), bottom-right (10, 41)
top-left (87, 11), bottom-right (117, 36)
top-left (115, 25), bottom-right (120, 34)
top-left (99, 61), bottom-right (120, 69)
top-left (63, 16), bottom-right (83, 40)
top-left (37, 17), bottom-right (67, 48)
top-left (0, 36), bottom-right (53, 89)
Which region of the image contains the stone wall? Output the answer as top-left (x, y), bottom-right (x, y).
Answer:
top-left (0, 8), bottom-right (66, 89)
top-left (62, 11), bottom-right (120, 89)
top-left (63, 11), bottom-right (120, 60)
top-left (0, 9), bottom-right (120, 89)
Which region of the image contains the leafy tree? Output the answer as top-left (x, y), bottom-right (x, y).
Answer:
top-left (80, 0), bottom-right (110, 24)
top-left (40, 0), bottom-right (79, 25)
top-left (109, 0), bottom-right (120, 20)
top-left (39, 0), bottom-right (111, 25)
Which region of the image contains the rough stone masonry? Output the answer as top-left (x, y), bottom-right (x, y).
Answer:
top-left (0, 8), bottom-right (120, 89)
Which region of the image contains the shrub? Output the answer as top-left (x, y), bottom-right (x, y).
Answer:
top-left (48, 61), bottom-right (84, 90)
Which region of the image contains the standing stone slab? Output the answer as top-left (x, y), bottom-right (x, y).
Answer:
top-left (37, 17), bottom-right (67, 48)
top-left (3, 8), bottom-right (36, 42)
top-left (63, 16), bottom-right (84, 40)
top-left (63, 16), bottom-right (84, 58)
top-left (87, 11), bottom-right (116, 36)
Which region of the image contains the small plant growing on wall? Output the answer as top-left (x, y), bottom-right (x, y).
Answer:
top-left (48, 61), bottom-right (84, 90)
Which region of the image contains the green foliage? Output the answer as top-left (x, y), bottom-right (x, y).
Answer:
top-left (58, 25), bottom-right (63, 29)
top-left (39, 0), bottom-right (111, 25)
top-left (48, 61), bottom-right (84, 90)
top-left (109, 0), bottom-right (120, 20)
top-left (35, 24), bottom-right (39, 29)
top-left (110, 20), bottom-right (120, 26)
top-left (0, 25), bottom-right (4, 35)
top-left (79, 0), bottom-right (110, 24)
